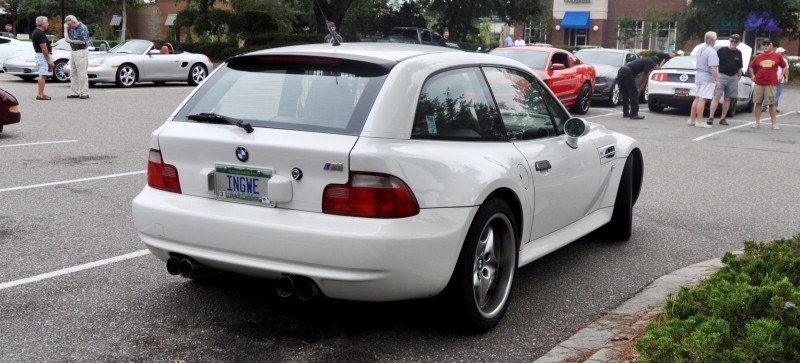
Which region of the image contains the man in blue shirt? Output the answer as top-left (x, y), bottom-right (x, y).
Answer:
top-left (64, 15), bottom-right (90, 99)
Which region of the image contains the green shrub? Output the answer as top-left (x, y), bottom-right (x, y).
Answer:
top-left (637, 235), bottom-right (800, 362)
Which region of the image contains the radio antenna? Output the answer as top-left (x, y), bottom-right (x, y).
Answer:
top-left (314, 0), bottom-right (340, 46)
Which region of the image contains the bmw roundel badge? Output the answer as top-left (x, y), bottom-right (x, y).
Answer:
top-left (235, 146), bottom-right (249, 162)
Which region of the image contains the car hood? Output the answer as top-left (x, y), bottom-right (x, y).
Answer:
top-left (591, 64), bottom-right (618, 78)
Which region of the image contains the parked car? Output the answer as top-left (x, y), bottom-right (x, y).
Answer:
top-left (574, 48), bottom-right (642, 106)
top-left (647, 40), bottom-right (754, 116)
top-left (490, 45), bottom-right (595, 114)
top-left (131, 43), bottom-right (643, 332)
top-left (0, 35), bottom-right (33, 71)
top-left (0, 87), bottom-right (20, 133)
top-left (3, 38), bottom-right (107, 82)
top-left (362, 27), bottom-right (459, 49)
top-left (69, 39), bottom-right (212, 87)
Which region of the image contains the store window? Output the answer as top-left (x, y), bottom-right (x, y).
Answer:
top-left (616, 20), bottom-right (643, 50)
top-left (649, 21), bottom-right (677, 52)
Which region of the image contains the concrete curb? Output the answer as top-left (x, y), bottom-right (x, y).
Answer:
top-left (534, 257), bottom-right (729, 363)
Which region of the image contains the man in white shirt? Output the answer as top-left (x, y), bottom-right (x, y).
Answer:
top-left (514, 34), bottom-right (525, 46)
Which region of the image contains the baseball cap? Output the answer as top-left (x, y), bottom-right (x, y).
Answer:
top-left (776, 47), bottom-right (786, 53)
top-left (762, 39), bottom-right (772, 46)
top-left (729, 34), bottom-right (741, 42)
top-left (517, 34), bottom-right (523, 38)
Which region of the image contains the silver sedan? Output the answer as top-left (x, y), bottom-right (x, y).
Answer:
top-left (67, 39), bottom-right (213, 87)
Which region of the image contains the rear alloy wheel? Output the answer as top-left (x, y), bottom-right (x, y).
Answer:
top-left (115, 64), bottom-right (137, 88)
top-left (450, 199), bottom-right (517, 332)
top-left (571, 83), bottom-right (591, 114)
top-left (188, 63), bottom-right (208, 86)
top-left (52, 60), bottom-right (69, 82)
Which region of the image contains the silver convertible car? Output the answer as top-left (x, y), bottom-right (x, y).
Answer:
top-left (132, 43), bottom-right (644, 332)
top-left (66, 39), bottom-right (213, 87)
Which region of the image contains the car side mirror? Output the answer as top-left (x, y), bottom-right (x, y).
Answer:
top-left (564, 117), bottom-right (589, 149)
top-left (551, 63), bottom-right (566, 71)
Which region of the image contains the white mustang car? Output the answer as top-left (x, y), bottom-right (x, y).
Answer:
top-left (68, 39), bottom-right (213, 87)
top-left (131, 43), bottom-right (643, 332)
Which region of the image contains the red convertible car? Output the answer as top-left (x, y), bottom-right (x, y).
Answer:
top-left (491, 46), bottom-right (595, 114)
top-left (0, 88), bottom-right (20, 133)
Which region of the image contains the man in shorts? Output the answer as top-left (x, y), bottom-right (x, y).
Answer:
top-left (707, 34), bottom-right (743, 125)
top-left (688, 31), bottom-right (719, 128)
top-left (31, 16), bottom-right (53, 100)
top-left (749, 40), bottom-right (787, 130)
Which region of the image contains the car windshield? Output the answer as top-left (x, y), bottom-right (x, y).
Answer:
top-left (574, 51), bottom-right (624, 66)
top-left (491, 49), bottom-right (549, 70)
top-left (109, 39), bottom-right (151, 54)
top-left (663, 56), bottom-right (697, 70)
top-left (174, 55), bottom-right (390, 135)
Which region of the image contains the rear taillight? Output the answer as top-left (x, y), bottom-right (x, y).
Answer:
top-left (147, 149), bottom-right (181, 193)
top-left (323, 173), bottom-right (419, 218)
top-left (650, 73), bottom-right (668, 82)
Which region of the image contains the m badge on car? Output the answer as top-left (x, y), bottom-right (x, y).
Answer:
top-left (236, 146), bottom-right (249, 162)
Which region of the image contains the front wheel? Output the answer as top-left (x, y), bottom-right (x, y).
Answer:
top-left (115, 63), bottom-right (137, 87)
top-left (188, 63), bottom-right (208, 86)
top-left (602, 157), bottom-right (633, 241)
top-left (449, 199), bottom-right (517, 332)
top-left (52, 60), bottom-right (69, 82)
top-left (571, 83), bottom-right (591, 114)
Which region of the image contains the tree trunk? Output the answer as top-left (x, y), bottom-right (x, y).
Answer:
top-left (120, 0), bottom-right (127, 42)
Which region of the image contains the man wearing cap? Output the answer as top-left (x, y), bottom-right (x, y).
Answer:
top-left (707, 34), bottom-right (743, 125)
top-left (324, 22), bottom-right (343, 44)
top-left (749, 39), bottom-right (787, 130)
top-left (773, 46), bottom-right (788, 112)
top-left (514, 34), bottom-right (525, 46)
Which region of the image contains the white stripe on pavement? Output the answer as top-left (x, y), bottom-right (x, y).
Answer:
top-left (0, 140), bottom-right (79, 148)
top-left (0, 249), bottom-right (151, 291)
top-left (0, 170), bottom-right (146, 193)
top-left (693, 112), bottom-right (797, 141)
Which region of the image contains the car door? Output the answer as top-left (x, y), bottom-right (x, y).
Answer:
top-left (483, 66), bottom-right (601, 241)
top-left (545, 51), bottom-right (576, 106)
top-left (144, 51), bottom-right (182, 80)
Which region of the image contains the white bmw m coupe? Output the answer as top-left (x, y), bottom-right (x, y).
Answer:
top-left (132, 43), bottom-right (643, 332)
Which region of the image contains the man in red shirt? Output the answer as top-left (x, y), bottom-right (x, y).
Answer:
top-left (749, 40), bottom-right (787, 130)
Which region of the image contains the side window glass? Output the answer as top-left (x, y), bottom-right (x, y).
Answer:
top-left (552, 52), bottom-right (569, 68)
top-left (484, 67), bottom-right (568, 140)
top-left (412, 68), bottom-right (503, 141)
top-left (421, 30), bottom-right (432, 43)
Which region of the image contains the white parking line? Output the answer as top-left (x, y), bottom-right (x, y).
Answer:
top-left (693, 112), bottom-right (797, 141)
top-left (0, 170), bottom-right (146, 193)
top-left (0, 140), bottom-right (78, 148)
top-left (585, 111), bottom-right (623, 119)
top-left (107, 87), bottom-right (189, 93)
top-left (0, 249), bottom-right (151, 291)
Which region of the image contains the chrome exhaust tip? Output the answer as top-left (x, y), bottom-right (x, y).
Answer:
top-left (276, 275), bottom-right (295, 298)
top-left (295, 276), bottom-right (322, 301)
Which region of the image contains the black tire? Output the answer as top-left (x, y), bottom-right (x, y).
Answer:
top-left (188, 63), bottom-right (208, 86)
top-left (51, 59), bottom-right (70, 82)
top-left (638, 81), bottom-right (648, 102)
top-left (448, 199), bottom-right (518, 332)
top-left (571, 83), bottom-right (591, 114)
top-left (115, 63), bottom-right (137, 87)
top-left (648, 99), bottom-right (665, 112)
top-left (603, 157), bottom-right (633, 241)
top-left (18, 76), bottom-right (35, 82)
top-left (606, 81), bottom-right (620, 106)
top-left (744, 96), bottom-right (755, 113)
top-left (726, 99), bottom-right (737, 118)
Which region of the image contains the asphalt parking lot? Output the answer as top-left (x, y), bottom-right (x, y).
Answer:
top-left (1, 72), bottom-right (798, 361)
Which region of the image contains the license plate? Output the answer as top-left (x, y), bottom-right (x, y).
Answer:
top-left (214, 164), bottom-right (273, 206)
top-left (674, 88), bottom-right (690, 97)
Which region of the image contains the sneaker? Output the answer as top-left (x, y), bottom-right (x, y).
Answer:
top-left (67, 94), bottom-right (80, 99)
top-left (719, 119), bottom-right (728, 125)
top-left (751, 122), bottom-right (760, 129)
top-left (79, 94), bottom-right (90, 99)
top-left (630, 115), bottom-right (645, 119)
top-left (622, 113), bottom-right (630, 118)
top-left (695, 122), bottom-right (712, 128)
top-left (687, 119), bottom-right (694, 126)
top-left (772, 124), bottom-right (780, 130)
top-left (706, 118), bottom-right (714, 125)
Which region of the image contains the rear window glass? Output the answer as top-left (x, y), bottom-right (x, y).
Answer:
top-left (174, 56), bottom-right (389, 135)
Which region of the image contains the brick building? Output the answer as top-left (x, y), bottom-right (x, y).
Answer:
top-left (104, 0), bottom-right (232, 42)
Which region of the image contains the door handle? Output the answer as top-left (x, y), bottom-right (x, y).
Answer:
top-left (535, 160), bottom-right (551, 171)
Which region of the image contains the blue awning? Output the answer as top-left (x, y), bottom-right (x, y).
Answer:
top-left (745, 12), bottom-right (779, 31)
top-left (561, 11), bottom-right (590, 30)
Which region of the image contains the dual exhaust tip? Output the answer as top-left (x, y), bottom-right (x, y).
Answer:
top-left (165, 255), bottom-right (321, 300)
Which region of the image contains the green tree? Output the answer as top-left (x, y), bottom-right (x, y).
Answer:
top-left (426, 0), bottom-right (547, 42)
top-left (675, 0), bottom-right (800, 43)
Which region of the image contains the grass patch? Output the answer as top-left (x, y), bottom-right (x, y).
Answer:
top-left (636, 235), bottom-right (800, 362)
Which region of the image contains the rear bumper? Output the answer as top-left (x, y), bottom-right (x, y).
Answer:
top-left (132, 186), bottom-right (476, 301)
top-left (648, 94), bottom-right (695, 108)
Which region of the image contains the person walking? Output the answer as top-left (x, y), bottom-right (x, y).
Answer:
top-left (749, 40), bottom-right (787, 130)
top-left (617, 55), bottom-right (663, 119)
top-left (687, 31), bottom-right (720, 128)
top-left (323, 22), bottom-right (343, 44)
top-left (707, 34), bottom-right (743, 125)
top-left (773, 47), bottom-right (787, 113)
top-left (63, 15), bottom-right (90, 99)
top-left (31, 16), bottom-right (53, 100)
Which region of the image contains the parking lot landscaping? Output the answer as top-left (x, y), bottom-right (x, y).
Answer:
top-left (636, 235), bottom-right (800, 362)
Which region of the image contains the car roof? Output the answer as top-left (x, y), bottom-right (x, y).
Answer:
top-left (239, 43), bottom-right (463, 66)
top-left (574, 48), bottom-right (633, 54)
top-left (493, 45), bottom-right (564, 54)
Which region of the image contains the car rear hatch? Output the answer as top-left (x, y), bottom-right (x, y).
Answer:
top-left (155, 54), bottom-right (392, 213)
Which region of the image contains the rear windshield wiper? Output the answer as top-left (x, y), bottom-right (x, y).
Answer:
top-left (187, 112), bottom-right (254, 133)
